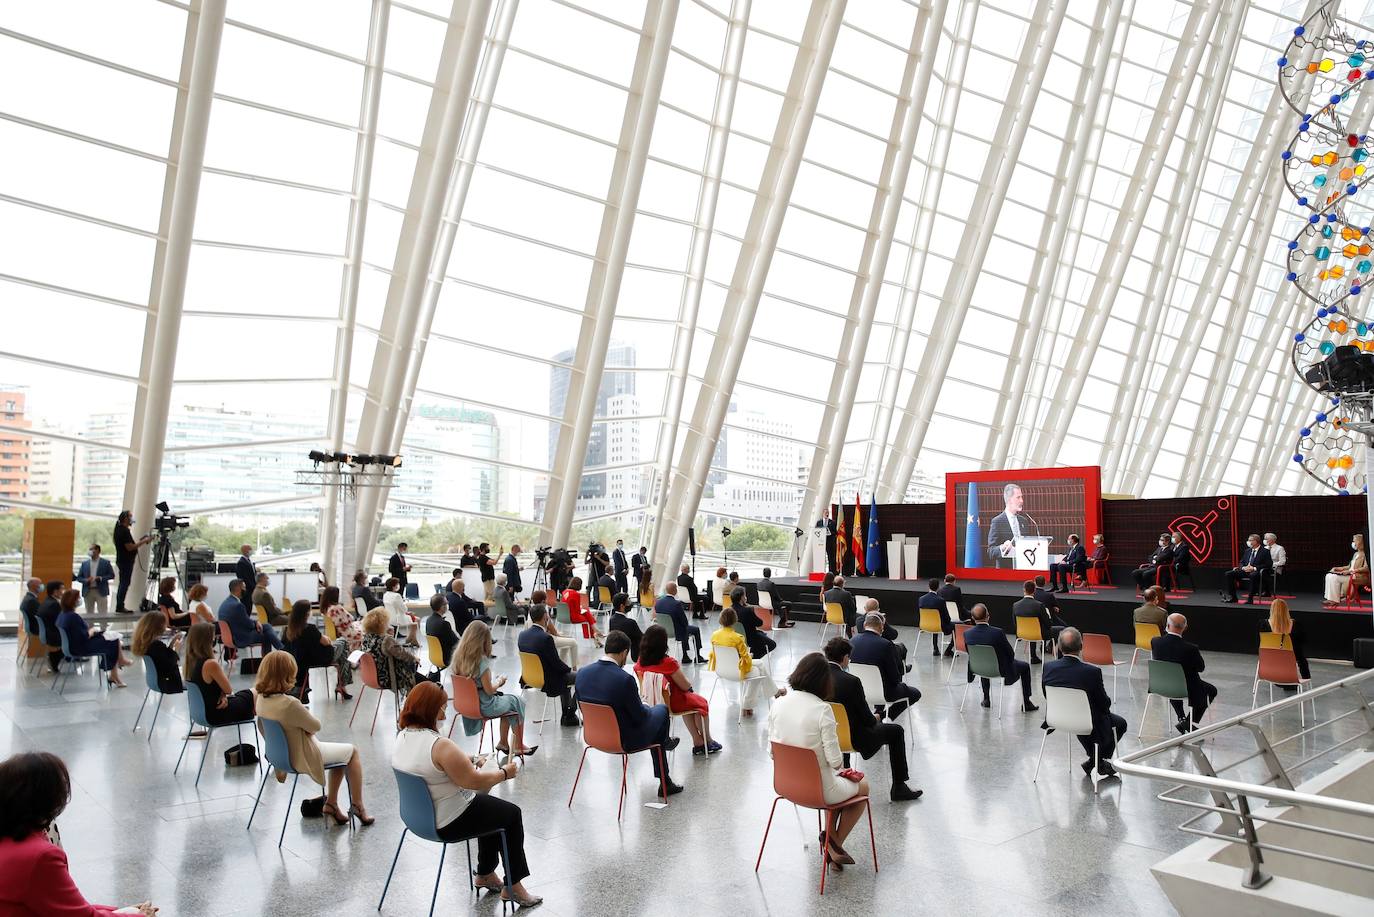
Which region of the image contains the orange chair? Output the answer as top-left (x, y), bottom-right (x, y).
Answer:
top-left (1087, 552), bottom-right (1111, 586)
top-left (755, 741), bottom-right (877, 895)
top-left (567, 701), bottom-right (669, 820)
top-left (944, 622), bottom-right (971, 684)
top-left (216, 620), bottom-right (261, 665)
top-left (1080, 632), bottom-right (1124, 694)
top-left (1252, 647), bottom-right (1313, 725)
top-left (348, 653), bottom-right (395, 736)
top-left (447, 674), bottom-right (519, 751)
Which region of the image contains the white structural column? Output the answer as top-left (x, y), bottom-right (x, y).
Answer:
top-left (129, 0), bottom-right (227, 565)
top-left (540, 0), bottom-right (680, 549)
top-left (1096, 6), bottom-right (1242, 489)
top-left (320, 0), bottom-right (391, 582)
top-left (878, 0), bottom-right (1067, 501)
top-left (796, 0), bottom-right (946, 575)
top-left (871, 0), bottom-right (979, 502)
top-left (983, 0), bottom-right (1123, 469)
top-left (350, 0), bottom-right (491, 571)
top-left (1027, 0), bottom-right (1227, 468)
top-left (357, 0), bottom-right (519, 560)
top-left (653, 0), bottom-right (846, 584)
top-left (647, 0), bottom-right (750, 566)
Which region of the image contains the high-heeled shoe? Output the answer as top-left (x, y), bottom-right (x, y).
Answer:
top-left (321, 802), bottom-right (350, 826)
top-left (820, 832), bottom-right (854, 864)
top-left (500, 888), bottom-right (543, 908)
top-left (348, 803), bottom-right (375, 826)
top-left (335, 687), bottom-right (353, 701)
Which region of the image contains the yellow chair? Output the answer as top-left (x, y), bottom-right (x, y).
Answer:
top-left (324, 615), bottom-right (338, 641)
top-left (598, 586), bottom-right (614, 609)
top-left (1259, 631), bottom-right (1289, 650)
top-left (829, 702), bottom-right (855, 755)
top-left (721, 592), bottom-right (733, 610)
top-left (519, 651), bottom-right (552, 735)
top-left (1013, 616), bottom-right (1043, 662)
top-left (915, 607), bottom-right (944, 655)
top-left (1129, 621), bottom-right (1160, 676)
top-left (426, 635), bottom-right (446, 670)
top-left (255, 605), bottom-right (270, 625)
top-left (819, 602), bottom-right (846, 647)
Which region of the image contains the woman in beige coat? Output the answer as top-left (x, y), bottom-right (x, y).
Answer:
top-left (254, 651), bottom-right (375, 827)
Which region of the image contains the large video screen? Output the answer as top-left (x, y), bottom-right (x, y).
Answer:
top-left (945, 466), bottom-right (1102, 581)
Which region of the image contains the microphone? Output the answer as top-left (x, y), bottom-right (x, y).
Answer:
top-left (1021, 511), bottom-right (1043, 536)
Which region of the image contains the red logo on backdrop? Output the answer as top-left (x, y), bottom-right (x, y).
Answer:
top-left (1168, 498), bottom-right (1229, 564)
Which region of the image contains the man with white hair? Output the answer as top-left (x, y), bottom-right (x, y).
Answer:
top-left (446, 576), bottom-right (493, 636)
top-left (862, 597), bottom-right (910, 670)
top-left (1262, 533), bottom-right (1286, 596)
top-left (1042, 627), bottom-right (1126, 779)
top-left (492, 572), bottom-right (525, 626)
top-left (824, 574), bottom-right (858, 637)
top-left (1150, 613), bottom-right (1217, 733)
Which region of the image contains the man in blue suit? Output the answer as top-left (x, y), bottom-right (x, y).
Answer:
top-left (655, 582), bottom-right (704, 664)
top-left (1223, 533), bottom-right (1271, 604)
top-left (574, 631), bottom-right (682, 795)
top-left (963, 604), bottom-right (1037, 712)
top-left (518, 604), bottom-right (580, 727)
top-left (1049, 534), bottom-right (1087, 592)
top-left (851, 613), bottom-right (921, 719)
top-left (76, 544), bottom-right (116, 615)
top-left (917, 578), bottom-right (953, 657)
top-left (446, 578), bottom-right (493, 635)
top-left (1042, 628), bottom-right (1126, 778)
top-left (217, 580), bottom-right (282, 651)
top-left (503, 545), bottom-right (524, 597)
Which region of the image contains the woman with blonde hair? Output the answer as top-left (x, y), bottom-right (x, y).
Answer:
top-left (361, 608), bottom-right (431, 693)
top-left (1324, 533), bottom-right (1369, 604)
top-left (186, 582), bottom-right (215, 625)
top-left (253, 651), bottom-right (372, 827)
top-left (132, 610), bottom-right (184, 695)
top-left (1261, 597), bottom-right (1311, 681)
top-left (708, 607), bottom-right (781, 717)
top-left (182, 621), bottom-right (255, 724)
top-left (451, 622), bottom-right (536, 759)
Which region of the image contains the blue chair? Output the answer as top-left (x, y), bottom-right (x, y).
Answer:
top-left (377, 768), bottom-right (513, 917)
top-left (22, 612), bottom-right (48, 675)
top-left (174, 684), bottom-right (259, 786)
top-left (132, 655), bottom-right (179, 742)
top-left (248, 717), bottom-right (350, 847)
top-left (53, 624), bottom-right (108, 695)
top-left (31, 617), bottom-right (58, 677)
top-left (405, 582), bottom-right (420, 600)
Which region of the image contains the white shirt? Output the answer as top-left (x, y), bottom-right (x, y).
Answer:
top-left (1267, 543), bottom-right (1286, 573)
top-left (767, 690), bottom-right (857, 806)
top-left (382, 590), bottom-right (409, 629)
top-left (1008, 513), bottom-right (1022, 539)
top-left (393, 728), bottom-right (473, 829)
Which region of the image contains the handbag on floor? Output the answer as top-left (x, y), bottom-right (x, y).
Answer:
top-left (300, 795), bottom-right (326, 818)
top-left (224, 743), bottom-right (258, 767)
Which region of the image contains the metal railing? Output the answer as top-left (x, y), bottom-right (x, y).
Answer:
top-left (1115, 667), bottom-right (1374, 891)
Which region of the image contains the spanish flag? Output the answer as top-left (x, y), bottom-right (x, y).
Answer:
top-left (852, 492), bottom-right (865, 575)
top-left (836, 502), bottom-right (848, 572)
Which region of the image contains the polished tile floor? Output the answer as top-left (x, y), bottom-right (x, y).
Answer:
top-left (0, 623), bottom-right (1354, 917)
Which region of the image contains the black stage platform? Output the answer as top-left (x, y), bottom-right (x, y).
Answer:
top-left (767, 576), bottom-right (1374, 662)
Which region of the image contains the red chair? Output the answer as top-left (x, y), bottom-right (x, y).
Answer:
top-left (1087, 553), bottom-right (1111, 586)
top-left (1342, 577), bottom-right (1370, 610)
top-left (567, 701), bottom-right (668, 821)
top-left (755, 741), bottom-right (876, 895)
top-left (1252, 647), bottom-right (1313, 725)
top-left (446, 674), bottom-right (518, 751)
top-left (217, 620), bottom-right (261, 665)
top-left (348, 653), bottom-right (394, 736)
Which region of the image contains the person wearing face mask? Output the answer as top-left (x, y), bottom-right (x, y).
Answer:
top-left (113, 510), bottom-right (152, 614)
top-left (388, 542), bottom-right (411, 595)
top-left (1222, 534), bottom-right (1270, 604)
top-left (1324, 533), bottom-right (1369, 605)
top-left (1261, 533), bottom-right (1286, 596)
top-left (1087, 534), bottom-right (1110, 584)
top-left (76, 545), bottom-right (115, 615)
top-left (611, 539), bottom-right (629, 595)
top-left (1132, 534), bottom-right (1174, 593)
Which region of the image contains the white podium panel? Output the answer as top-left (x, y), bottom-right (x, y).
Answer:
top-left (1012, 536), bottom-right (1052, 571)
top-left (886, 537), bottom-right (904, 580)
top-left (902, 539), bottom-right (920, 580)
top-left (812, 527), bottom-right (829, 574)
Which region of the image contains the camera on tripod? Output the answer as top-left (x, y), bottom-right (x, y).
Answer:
top-left (154, 500), bottom-right (190, 531)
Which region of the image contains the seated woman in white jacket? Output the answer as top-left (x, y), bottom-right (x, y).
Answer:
top-left (767, 652), bottom-right (871, 873)
top-left (382, 577), bottom-right (419, 646)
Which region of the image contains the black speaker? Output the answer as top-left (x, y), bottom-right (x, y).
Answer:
top-left (688, 527), bottom-right (696, 556)
top-left (1355, 638), bottom-right (1374, 670)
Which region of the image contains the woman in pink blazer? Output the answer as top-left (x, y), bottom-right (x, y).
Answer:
top-left (0, 752), bottom-right (157, 916)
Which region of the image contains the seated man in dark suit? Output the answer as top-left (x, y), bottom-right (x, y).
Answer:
top-left (850, 613), bottom-right (921, 720)
top-left (1151, 613), bottom-right (1217, 733)
top-left (1049, 534), bottom-right (1087, 592)
top-left (937, 574), bottom-right (969, 622)
top-left (918, 578), bottom-right (953, 658)
top-left (756, 567), bottom-right (793, 627)
top-left (519, 604), bottom-right (580, 727)
top-left (1223, 533), bottom-right (1271, 604)
top-left (1011, 580), bottom-right (1058, 664)
top-left (607, 592), bottom-right (645, 662)
top-left (1132, 534), bottom-right (1174, 592)
top-left (423, 594), bottom-right (459, 667)
top-left (1167, 533), bottom-right (1192, 590)
top-left (445, 578), bottom-right (492, 635)
top-left (733, 587), bottom-right (776, 660)
top-left (963, 603), bottom-right (1037, 712)
top-left (574, 631), bottom-right (681, 794)
top-left (217, 580), bottom-right (283, 651)
top-left (655, 582), bottom-right (704, 664)
top-left (1042, 627), bottom-right (1126, 779)
top-left (35, 580), bottom-right (65, 673)
top-left (824, 636), bottom-right (921, 801)
top-left (595, 571), bottom-right (618, 608)
top-left (677, 564), bottom-right (706, 619)
top-left (823, 575), bottom-right (858, 637)
top-left (859, 598), bottom-right (908, 668)
top-left (350, 571), bottom-right (383, 611)
top-left (1033, 575), bottom-right (1064, 619)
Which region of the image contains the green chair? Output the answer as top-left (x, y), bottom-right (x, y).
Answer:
top-left (1139, 659), bottom-right (1189, 737)
top-left (732, 622), bottom-right (746, 638)
top-left (959, 644), bottom-right (1005, 719)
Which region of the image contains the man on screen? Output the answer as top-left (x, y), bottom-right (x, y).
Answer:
top-left (986, 483), bottom-right (1039, 567)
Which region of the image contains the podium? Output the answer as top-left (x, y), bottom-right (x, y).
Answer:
top-left (812, 526), bottom-right (828, 574)
top-left (1012, 536), bottom-right (1052, 571)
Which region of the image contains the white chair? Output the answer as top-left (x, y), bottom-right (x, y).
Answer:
top-left (849, 661), bottom-right (914, 746)
top-left (1033, 686), bottom-right (1104, 794)
top-left (707, 643), bottom-right (774, 722)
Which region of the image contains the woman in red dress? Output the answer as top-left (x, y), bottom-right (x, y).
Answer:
top-left (560, 577), bottom-right (603, 646)
top-left (634, 624), bottom-right (721, 756)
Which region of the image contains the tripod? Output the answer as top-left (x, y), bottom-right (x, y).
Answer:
top-left (530, 556), bottom-right (549, 595)
top-left (141, 528), bottom-right (184, 612)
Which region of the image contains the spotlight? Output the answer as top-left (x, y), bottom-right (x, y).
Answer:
top-left (353, 454), bottom-right (375, 466)
top-left (721, 525), bottom-right (732, 538)
top-left (376, 454), bottom-right (403, 468)
top-left (308, 449), bottom-right (332, 464)
top-left (332, 451), bottom-right (354, 464)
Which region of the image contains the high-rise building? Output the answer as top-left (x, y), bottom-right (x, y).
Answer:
top-left (700, 408), bottom-right (802, 523)
top-left (386, 403), bottom-right (506, 521)
top-left (0, 390), bottom-right (31, 510)
top-left (548, 343), bottom-right (639, 513)
top-left (29, 434), bottom-right (80, 505)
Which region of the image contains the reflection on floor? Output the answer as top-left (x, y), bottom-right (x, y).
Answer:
top-left (0, 623), bottom-right (1358, 917)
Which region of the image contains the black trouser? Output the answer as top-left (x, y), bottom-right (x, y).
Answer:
top-left (1170, 680), bottom-right (1218, 724)
top-left (973, 660), bottom-right (1032, 701)
top-left (1079, 712), bottom-right (1127, 761)
top-left (882, 684), bottom-right (922, 720)
top-left (116, 560), bottom-right (135, 611)
top-left (1225, 568), bottom-right (1261, 602)
top-left (1049, 562), bottom-right (1085, 589)
top-left (750, 634), bottom-right (777, 659)
top-left (677, 625), bottom-right (702, 658)
top-left (436, 794), bottom-right (530, 885)
top-left (1132, 565), bottom-right (1161, 591)
top-left (554, 687), bottom-right (576, 717)
top-left (847, 723), bottom-right (909, 784)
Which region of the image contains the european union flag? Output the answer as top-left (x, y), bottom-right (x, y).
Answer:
top-left (964, 482), bottom-right (982, 568)
top-left (865, 495), bottom-right (883, 576)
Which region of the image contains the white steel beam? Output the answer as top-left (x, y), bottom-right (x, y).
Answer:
top-left (540, 0), bottom-right (680, 549)
top-left (646, 0), bottom-right (750, 570)
top-left (983, 0), bottom-right (1124, 470)
top-left (653, 0), bottom-right (847, 586)
top-left (350, 0), bottom-right (492, 571)
top-left (796, 0), bottom-right (947, 575)
top-left (1027, 0), bottom-right (1227, 468)
top-left (871, 0), bottom-right (980, 502)
top-left (878, 0), bottom-right (1068, 500)
top-left (1096, 3), bottom-right (1243, 490)
top-left (129, 0), bottom-right (226, 576)
top-left (320, 0), bottom-right (390, 584)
